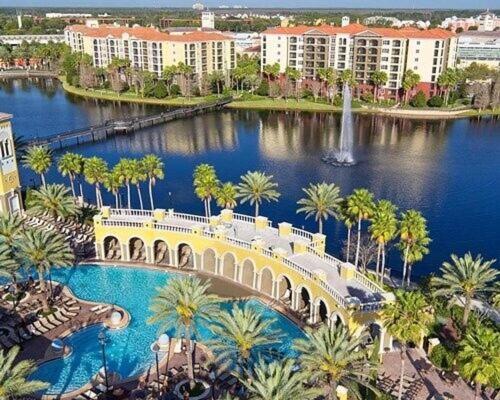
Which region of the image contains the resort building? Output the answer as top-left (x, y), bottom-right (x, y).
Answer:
top-left (0, 114), bottom-right (22, 215)
top-left (64, 22), bottom-right (236, 77)
top-left (260, 23), bottom-right (457, 98)
top-left (440, 11), bottom-right (500, 32)
top-left (456, 31), bottom-right (500, 69)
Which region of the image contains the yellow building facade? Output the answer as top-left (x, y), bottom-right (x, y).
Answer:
top-left (0, 113), bottom-right (22, 214)
top-left (94, 207), bottom-right (395, 354)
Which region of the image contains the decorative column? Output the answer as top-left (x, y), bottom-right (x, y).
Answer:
top-left (271, 279), bottom-right (278, 299)
top-left (122, 243), bottom-right (130, 262)
top-left (237, 264), bottom-right (243, 283)
top-left (379, 327), bottom-right (386, 355)
top-left (255, 271), bottom-right (262, 291)
top-left (145, 246), bottom-right (153, 264)
top-left (309, 300), bottom-right (315, 324)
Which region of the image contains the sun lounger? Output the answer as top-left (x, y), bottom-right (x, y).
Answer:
top-left (33, 320), bottom-right (49, 333)
top-left (27, 324), bottom-right (43, 336)
top-left (54, 310), bottom-right (70, 323)
top-left (38, 318), bottom-right (56, 330)
top-left (83, 390), bottom-right (98, 399)
top-left (46, 314), bottom-right (62, 326)
top-left (95, 306), bottom-right (111, 315)
top-left (168, 367), bottom-right (179, 377)
top-left (173, 339), bottom-right (182, 354)
top-left (62, 308), bottom-right (78, 318)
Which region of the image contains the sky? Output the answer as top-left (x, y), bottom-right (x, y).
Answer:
top-left (3, 0), bottom-right (498, 9)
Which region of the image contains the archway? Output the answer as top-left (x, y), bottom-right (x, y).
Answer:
top-left (330, 312), bottom-right (345, 329)
top-left (318, 299), bottom-right (328, 323)
top-left (129, 237), bottom-right (145, 262)
top-left (241, 259), bottom-right (255, 288)
top-left (260, 268), bottom-right (273, 297)
top-left (368, 323), bottom-right (382, 346)
top-left (222, 253), bottom-right (236, 280)
top-left (202, 248), bottom-right (217, 274)
top-left (178, 243), bottom-right (194, 269)
top-left (154, 240), bottom-right (170, 264)
top-left (278, 275), bottom-right (292, 305)
top-left (298, 287), bottom-right (311, 317)
top-left (104, 236), bottom-right (121, 260)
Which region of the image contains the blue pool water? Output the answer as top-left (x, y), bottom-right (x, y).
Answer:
top-left (29, 264), bottom-right (305, 395)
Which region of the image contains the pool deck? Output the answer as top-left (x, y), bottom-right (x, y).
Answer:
top-left (102, 209), bottom-right (387, 309)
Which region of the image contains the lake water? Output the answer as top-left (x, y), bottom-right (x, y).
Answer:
top-left (1, 77), bottom-right (499, 278)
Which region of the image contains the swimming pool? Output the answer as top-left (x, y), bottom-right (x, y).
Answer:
top-left (29, 264), bottom-right (305, 395)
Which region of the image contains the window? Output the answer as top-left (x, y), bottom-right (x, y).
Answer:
top-left (416, 49), bottom-right (420, 54)
top-left (383, 40), bottom-right (390, 45)
top-left (416, 41), bottom-right (420, 45)
top-left (414, 58), bottom-right (419, 62)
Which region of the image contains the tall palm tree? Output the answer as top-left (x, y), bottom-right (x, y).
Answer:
top-left (57, 152), bottom-right (83, 198)
top-left (0, 213), bottom-right (23, 249)
top-left (431, 253), bottom-right (498, 327)
top-left (398, 210), bottom-right (430, 286)
top-left (240, 358), bottom-right (321, 400)
top-left (0, 241), bottom-right (18, 285)
top-left (128, 159), bottom-right (147, 210)
top-left (457, 326), bottom-right (500, 399)
top-left (16, 228), bottom-right (74, 312)
top-left (193, 164), bottom-right (219, 218)
top-left (294, 324), bottom-right (377, 400)
top-left (83, 157), bottom-right (108, 208)
top-left (209, 303), bottom-right (282, 374)
top-left (215, 182), bottom-right (238, 210)
top-left (22, 145), bottom-right (52, 187)
top-left (370, 70), bottom-right (388, 102)
top-left (237, 171), bottom-right (280, 217)
top-left (382, 290), bottom-right (433, 400)
top-left (114, 158), bottom-right (133, 209)
top-left (27, 184), bottom-right (77, 220)
top-left (142, 155), bottom-right (164, 210)
top-left (148, 276), bottom-right (219, 385)
top-left (297, 182), bottom-right (342, 234)
top-left (346, 189), bottom-right (375, 268)
top-left (103, 171), bottom-right (122, 208)
top-left (338, 199), bottom-right (355, 263)
top-left (369, 200), bottom-right (398, 281)
top-left (0, 346), bottom-right (48, 398)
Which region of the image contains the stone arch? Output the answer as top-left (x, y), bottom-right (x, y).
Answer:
top-left (129, 237), bottom-right (145, 262)
top-left (277, 274), bottom-right (293, 305)
top-left (368, 322), bottom-right (383, 346)
top-left (241, 259), bottom-right (255, 288)
top-left (202, 248), bottom-right (217, 274)
top-left (297, 286), bottom-right (312, 310)
top-left (104, 236), bottom-right (121, 260)
top-left (153, 239), bottom-right (170, 265)
top-left (330, 311), bottom-right (346, 328)
top-left (260, 267), bottom-right (274, 297)
top-left (317, 298), bottom-right (329, 323)
top-left (177, 243), bottom-right (194, 269)
top-left (222, 252), bottom-right (237, 280)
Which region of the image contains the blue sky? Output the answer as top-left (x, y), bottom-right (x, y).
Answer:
top-left (3, 0), bottom-right (497, 9)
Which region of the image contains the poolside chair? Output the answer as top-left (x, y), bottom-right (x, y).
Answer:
top-left (32, 320), bottom-right (49, 333)
top-left (46, 314), bottom-right (63, 327)
top-left (26, 324), bottom-right (43, 336)
top-left (95, 306), bottom-right (111, 315)
top-left (38, 318), bottom-right (57, 330)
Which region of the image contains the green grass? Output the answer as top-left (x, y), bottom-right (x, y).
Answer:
top-left (227, 97), bottom-right (344, 112)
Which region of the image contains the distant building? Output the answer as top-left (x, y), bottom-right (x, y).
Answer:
top-left (201, 11), bottom-right (215, 29)
top-left (261, 23), bottom-right (457, 99)
top-left (64, 22), bottom-right (235, 78)
top-left (46, 12), bottom-right (92, 19)
top-left (0, 34), bottom-right (65, 46)
top-left (456, 31), bottom-right (500, 68)
top-left (440, 11), bottom-right (500, 32)
top-left (226, 32), bottom-right (260, 54)
top-left (192, 2), bottom-right (205, 10)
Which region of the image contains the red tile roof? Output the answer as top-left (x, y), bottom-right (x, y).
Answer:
top-left (65, 25), bottom-right (231, 42)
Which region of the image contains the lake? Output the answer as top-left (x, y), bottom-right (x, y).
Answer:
top-left (1, 77), bottom-right (499, 278)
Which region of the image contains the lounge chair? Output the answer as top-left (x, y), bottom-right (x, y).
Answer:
top-left (95, 306), bottom-right (111, 315)
top-left (47, 314), bottom-right (63, 326)
top-left (26, 324), bottom-right (43, 336)
top-left (38, 318), bottom-right (56, 330)
top-left (33, 320), bottom-right (49, 333)
top-left (173, 339), bottom-right (182, 354)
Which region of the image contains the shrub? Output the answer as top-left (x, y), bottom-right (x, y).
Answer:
top-left (361, 92), bottom-right (374, 103)
top-left (332, 95), bottom-right (343, 107)
top-left (153, 80), bottom-right (168, 99)
top-left (169, 84), bottom-right (181, 96)
top-left (429, 344), bottom-right (455, 371)
top-left (427, 95), bottom-right (444, 107)
top-left (410, 90), bottom-right (427, 108)
top-left (255, 80), bottom-right (269, 96)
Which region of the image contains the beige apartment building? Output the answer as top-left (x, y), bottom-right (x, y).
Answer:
top-left (261, 23), bottom-right (457, 98)
top-left (64, 22), bottom-right (235, 78)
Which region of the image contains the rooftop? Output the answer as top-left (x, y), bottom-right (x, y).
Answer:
top-left (0, 113), bottom-right (12, 122)
top-left (458, 30), bottom-right (500, 37)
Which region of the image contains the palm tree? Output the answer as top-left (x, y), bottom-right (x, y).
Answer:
top-left (193, 164), bottom-right (219, 218)
top-left (27, 184), bottom-right (77, 220)
top-left (431, 253), bottom-right (498, 327)
top-left (369, 200), bottom-right (398, 281)
top-left (83, 157), bottom-right (108, 208)
top-left (103, 171), bottom-right (122, 208)
top-left (148, 276), bottom-right (219, 385)
top-left (0, 213), bottom-right (23, 290)
top-left (382, 290), bottom-right (433, 400)
top-left (114, 158), bottom-right (133, 208)
top-left (209, 303), bottom-right (282, 374)
top-left (16, 228), bottom-right (74, 312)
top-left (240, 358), bottom-right (321, 400)
top-left (215, 182), bottom-right (238, 210)
top-left (263, 63), bottom-right (280, 84)
top-left (237, 171), bottom-right (280, 217)
top-left (22, 145), bottom-right (52, 187)
top-left (338, 199), bottom-right (355, 263)
top-left (457, 326), bottom-right (500, 399)
top-left (398, 210), bottom-right (430, 286)
top-left (297, 182), bottom-right (342, 234)
top-left (0, 241), bottom-right (18, 286)
top-left (128, 159), bottom-right (147, 210)
top-left (294, 324), bottom-right (377, 400)
top-left (285, 66), bottom-right (302, 101)
top-left (57, 152), bottom-right (83, 197)
top-left (346, 189), bottom-right (375, 268)
top-left (142, 155), bottom-right (164, 210)
top-left (0, 346), bottom-right (48, 398)
top-left (371, 70), bottom-right (388, 102)
top-left (402, 70), bottom-right (421, 104)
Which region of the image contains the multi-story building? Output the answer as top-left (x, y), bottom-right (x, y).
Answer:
top-left (456, 31), bottom-right (500, 69)
top-left (441, 11), bottom-right (500, 33)
top-left (0, 114), bottom-right (22, 215)
top-left (64, 22), bottom-right (235, 78)
top-left (261, 23), bottom-right (457, 98)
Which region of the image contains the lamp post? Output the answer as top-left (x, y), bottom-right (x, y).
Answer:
top-left (151, 342), bottom-right (161, 397)
top-left (98, 330), bottom-right (109, 392)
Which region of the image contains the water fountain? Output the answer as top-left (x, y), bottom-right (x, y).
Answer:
top-left (322, 83), bottom-right (356, 166)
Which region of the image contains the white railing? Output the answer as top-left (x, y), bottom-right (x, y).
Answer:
top-left (291, 227), bottom-right (314, 241)
top-left (153, 222), bottom-right (192, 233)
top-left (110, 208), bottom-right (153, 218)
top-left (233, 213), bottom-right (256, 224)
top-left (102, 220), bottom-right (144, 228)
top-left (226, 236), bottom-right (252, 250)
top-left (171, 212), bottom-right (209, 225)
top-left (353, 270), bottom-right (384, 293)
top-left (318, 280), bottom-right (348, 309)
top-left (359, 301), bottom-right (385, 311)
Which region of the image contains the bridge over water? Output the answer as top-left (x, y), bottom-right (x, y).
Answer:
top-left (26, 98), bottom-right (232, 150)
